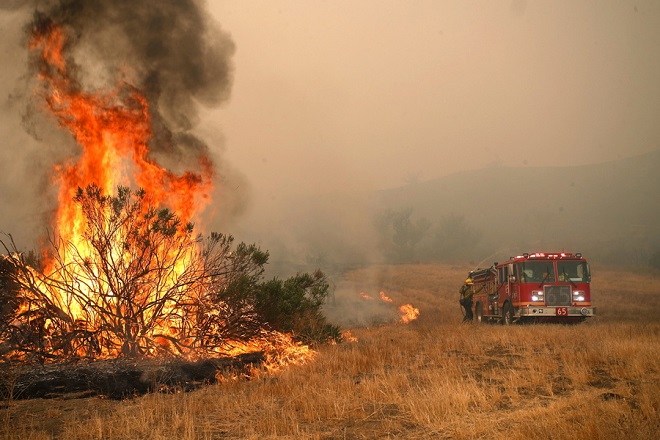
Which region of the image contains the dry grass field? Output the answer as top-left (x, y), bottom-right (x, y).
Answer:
top-left (1, 262), bottom-right (659, 439)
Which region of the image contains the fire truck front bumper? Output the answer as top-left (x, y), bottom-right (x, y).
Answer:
top-left (519, 306), bottom-right (596, 318)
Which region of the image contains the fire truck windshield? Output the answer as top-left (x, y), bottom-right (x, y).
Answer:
top-left (557, 260), bottom-right (590, 282)
top-left (519, 261), bottom-right (555, 283)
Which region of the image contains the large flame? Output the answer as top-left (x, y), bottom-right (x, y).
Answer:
top-left (15, 22), bottom-right (310, 364)
top-left (30, 24), bottom-right (213, 256)
top-left (25, 24), bottom-right (213, 355)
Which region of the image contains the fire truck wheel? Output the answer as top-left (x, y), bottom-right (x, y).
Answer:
top-left (502, 302), bottom-right (514, 326)
top-left (475, 302), bottom-right (484, 323)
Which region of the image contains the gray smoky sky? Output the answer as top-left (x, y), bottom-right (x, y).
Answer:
top-left (207, 0), bottom-right (660, 195)
top-left (200, 0), bottom-right (660, 267)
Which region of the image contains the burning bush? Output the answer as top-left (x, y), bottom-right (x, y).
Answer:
top-left (0, 185), bottom-right (338, 364)
top-left (0, 3), bottom-right (342, 369)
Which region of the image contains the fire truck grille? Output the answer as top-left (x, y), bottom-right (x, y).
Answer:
top-left (544, 286), bottom-right (571, 306)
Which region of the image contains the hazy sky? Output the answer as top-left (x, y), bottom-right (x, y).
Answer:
top-left (1, 0), bottom-right (659, 252)
top-left (205, 0), bottom-right (660, 202)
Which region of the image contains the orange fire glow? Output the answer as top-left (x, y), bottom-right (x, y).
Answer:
top-left (379, 291), bottom-right (393, 302)
top-left (398, 304), bottom-right (420, 324)
top-left (25, 24), bottom-right (216, 357)
top-left (340, 330), bottom-right (358, 343)
top-left (359, 292), bottom-right (373, 300)
top-left (223, 330), bottom-right (315, 373)
top-left (30, 25), bottom-right (213, 255)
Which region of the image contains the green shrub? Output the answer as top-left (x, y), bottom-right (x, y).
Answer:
top-left (254, 270), bottom-right (341, 345)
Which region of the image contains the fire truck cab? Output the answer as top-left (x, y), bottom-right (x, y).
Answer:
top-left (466, 252), bottom-right (595, 324)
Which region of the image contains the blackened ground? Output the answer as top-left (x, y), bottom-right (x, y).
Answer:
top-left (0, 352), bottom-right (263, 400)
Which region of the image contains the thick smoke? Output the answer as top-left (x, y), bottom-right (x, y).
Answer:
top-left (27, 0), bottom-right (235, 156)
top-left (0, 0), bottom-right (246, 248)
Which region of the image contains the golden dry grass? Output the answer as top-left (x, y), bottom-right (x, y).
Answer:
top-left (1, 263), bottom-right (659, 439)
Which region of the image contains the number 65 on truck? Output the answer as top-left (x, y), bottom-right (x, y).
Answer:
top-left (459, 252), bottom-right (596, 324)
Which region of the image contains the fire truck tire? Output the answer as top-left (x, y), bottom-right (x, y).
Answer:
top-left (475, 302), bottom-right (484, 323)
top-left (502, 302), bottom-right (514, 326)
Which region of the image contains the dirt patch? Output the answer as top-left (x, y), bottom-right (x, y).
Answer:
top-left (588, 366), bottom-right (619, 389)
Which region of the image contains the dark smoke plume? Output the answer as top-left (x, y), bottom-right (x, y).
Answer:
top-left (0, 0), bottom-right (243, 247)
top-left (25, 0), bottom-right (235, 166)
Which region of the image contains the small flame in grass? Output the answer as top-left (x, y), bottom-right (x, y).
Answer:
top-left (398, 304), bottom-right (420, 324)
top-left (379, 291), bottom-right (393, 303)
top-left (223, 330), bottom-right (315, 374)
top-left (359, 292), bottom-right (373, 300)
top-left (357, 290), bottom-right (420, 324)
top-left (261, 333), bottom-right (315, 373)
top-left (214, 331), bottom-right (315, 383)
top-left (340, 330), bottom-right (358, 343)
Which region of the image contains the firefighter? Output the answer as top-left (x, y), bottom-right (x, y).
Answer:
top-left (459, 277), bottom-right (474, 322)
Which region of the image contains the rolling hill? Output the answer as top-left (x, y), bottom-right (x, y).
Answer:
top-left (248, 150), bottom-right (660, 271)
top-left (372, 150), bottom-right (660, 264)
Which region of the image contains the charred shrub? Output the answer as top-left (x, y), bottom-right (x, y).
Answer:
top-left (375, 208), bottom-right (431, 263)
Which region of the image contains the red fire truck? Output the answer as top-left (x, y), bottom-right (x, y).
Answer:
top-left (463, 252), bottom-right (595, 324)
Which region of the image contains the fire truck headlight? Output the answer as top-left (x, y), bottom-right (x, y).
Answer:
top-left (573, 291), bottom-right (585, 301)
top-left (532, 290), bottom-right (544, 302)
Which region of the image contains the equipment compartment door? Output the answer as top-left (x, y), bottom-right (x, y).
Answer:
top-left (496, 265), bottom-right (511, 309)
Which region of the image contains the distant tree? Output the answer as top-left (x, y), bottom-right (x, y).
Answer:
top-left (650, 249), bottom-right (660, 272)
top-left (376, 208), bottom-right (431, 263)
top-left (403, 172), bottom-right (421, 186)
top-left (430, 213), bottom-right (482, 261)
